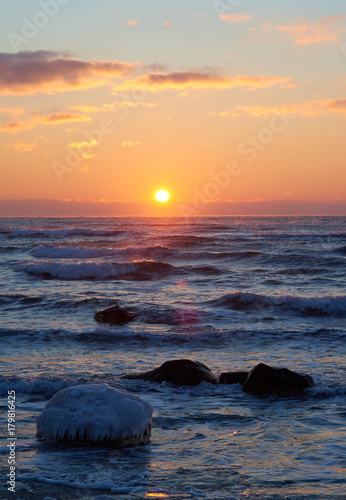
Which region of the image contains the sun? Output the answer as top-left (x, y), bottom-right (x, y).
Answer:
top-left (155, 190), bottom-right (170, 202)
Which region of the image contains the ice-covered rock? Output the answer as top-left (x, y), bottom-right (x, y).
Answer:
top-left (36, 384), bottom-right (153, 447)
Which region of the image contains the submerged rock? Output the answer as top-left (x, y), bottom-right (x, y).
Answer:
top-left (219, 371), bottom-right (248, 385)
top-left (36, 384), bottom-right (153, 447)
top-left (94, 304), bottom-right (135, 325)
top-left (121, 359), bottom-right (217, 386)
top-left (242, 363), bottom-right (315, 397)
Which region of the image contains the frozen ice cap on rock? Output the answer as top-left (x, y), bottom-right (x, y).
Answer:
top-left (36, 383), bottom-right (153, 447)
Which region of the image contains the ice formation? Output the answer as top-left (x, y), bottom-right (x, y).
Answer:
top-left (36, 384), bottom-right (153, 447)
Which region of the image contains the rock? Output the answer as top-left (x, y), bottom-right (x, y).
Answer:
top-left (36, 384), bottom-right (153, 447)
top-left (121, 359), bottom-right (217, 386)
top-left (219, 371), bottom-right (248, 385)
top-left (242, 363), bottom-right (315, 397)
top-left (94, 304), bottom-right (135, 325)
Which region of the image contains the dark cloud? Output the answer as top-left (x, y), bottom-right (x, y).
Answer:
top-left (0, 51), bottom-right (138, 95)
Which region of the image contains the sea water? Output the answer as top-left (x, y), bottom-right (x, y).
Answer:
top-left (0, 216), bottom-right (345, 499)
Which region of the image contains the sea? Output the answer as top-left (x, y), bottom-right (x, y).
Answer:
top-left (0, 216), bottom-right (345, 500)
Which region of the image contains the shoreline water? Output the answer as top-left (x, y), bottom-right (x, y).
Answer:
top-left (1, 216), bottom-right (345, 499)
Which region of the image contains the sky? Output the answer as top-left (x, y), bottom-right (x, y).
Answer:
top-left (0, 0), bottom-right (345, 216)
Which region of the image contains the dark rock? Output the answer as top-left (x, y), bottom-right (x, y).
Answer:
top-left (219, 371), bottom-right (248, 385)
top-left (94, 304), bottom-right (135, 325)
top-left (242, 363), bottom-right (315, 397)
top-left (121, 359), bottom-right (217, 386)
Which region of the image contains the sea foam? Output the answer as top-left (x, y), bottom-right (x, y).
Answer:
top-left (208, 291), bottom-right (346, 315)
top-left (17, 261), bottom-right (174, 280)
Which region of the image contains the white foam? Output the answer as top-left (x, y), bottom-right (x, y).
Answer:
top-left (210, 291), bottom-right (346, 314)
top-left (17, 261), bottom-right (173, 280)
top-left (36, 383), bottom-right (153, 446)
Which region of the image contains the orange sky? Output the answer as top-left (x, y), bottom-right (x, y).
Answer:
top-left (0, 1), bottom-right (345, 215)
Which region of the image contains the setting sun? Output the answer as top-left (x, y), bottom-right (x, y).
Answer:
top-left (155, 190), bottom-right (170, 202)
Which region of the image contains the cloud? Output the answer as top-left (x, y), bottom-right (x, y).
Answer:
top-left (0, 120), bottom-right (35, 133)
top-left (113, 71), bottom-right (291, 92)
top-left (106, 101), bottom-right (159, 109)
top-left (121, 141), bottom-right (142, 147)
top-left (67, 139), bottom-right (98, 159)
top-left (219, 13), bottom-right (253, 24)
top-left (0, 51), bottom-right (138, 95)
top-left (126, 20), bottom-right (139, 26)
top-left (39, 112), bottom-right (92, 124)
top-left (68, 140), bottom-right (99, 149)
top-left (0, 107), bottom-right (26, 115)
top-left (323, 15), bottom-right (346, 22)
top-left (215, 98), bottom-right (346, 117)
top-left (69, 102), bottom-right (159, 115)
top-left (3, 141), bottom-right (38, 152)
top-left (273, 16), bottom-right (345, 45)
top-left (35, 134), bottom-right (50, 142)
top-left (0, 111), bottom-right (91, 133)
top-left (162, 22), bottom-right (172, 28)
top-left (69, 105), bottom-right (106, 113)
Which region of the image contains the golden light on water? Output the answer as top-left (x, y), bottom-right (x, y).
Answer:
top-left (155, 190), bottom-right (170, 202)
top-left (145, 493), bottom-right (169, 498)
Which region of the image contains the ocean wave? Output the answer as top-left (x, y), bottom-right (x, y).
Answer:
top-left (134, 304), bottom-right (206, 326)
top-left (17, 261), bottom-right (174, 280)
top-left (0, 293), bottom-right (44, 309)
top-left (183, 265), bottom-right (223, 275)
top-left (253, 232), bottom-right (346, 239)
top-left (1, 373), bottom-right (344, 402)
top-left (335, 245), bottom-right (346, 255)
top-left (0, 293), bottom-right (111, 309)
top-left (0, 376), bottom-right (77, 395)
top-left (0, 245), bottom-right (21, 253)
top-left (33, 245), bottom-right (117, 259)
top-left (207, 292), bottom-right (346, 315)
top-left (32, 244), bottom-right (174, 260)
top-left (12, 473), bottom-right (150, 496)
top-left (180, 250), bottom-right (262, 261)
top-left (11, 228), bottom-right (124, 237)
top-left (309, 384), bottom-right (346, 399)
top-left (164, 235), bottom-right (218, 247)
top-left (213, 232), bottom-right (346, 242)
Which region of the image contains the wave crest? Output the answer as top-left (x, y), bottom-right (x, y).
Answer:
top-left (32, 245), bottom-right (174, 260)
top-left (208, 291), bottom-right (346, 315)
top-left (17, 261), bottom-right (174, 281)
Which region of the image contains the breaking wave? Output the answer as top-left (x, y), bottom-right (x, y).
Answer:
top-left (32, 245), bottom-right (174, 260)
top-left (207, 291), bottom-right (346, 315)
top-left (17, 261), bottom-right (174, 281)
